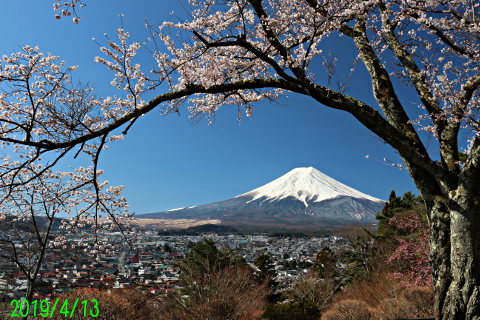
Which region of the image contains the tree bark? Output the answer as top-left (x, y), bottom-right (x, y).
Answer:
top-left (22, 280), bottom-right (36, 319)
top-left (427, 197), bottom-right (453, 320)
top-left (417, 183), bottom-right (480, 320)
top-left (441, 198), bottom-right (480, 319)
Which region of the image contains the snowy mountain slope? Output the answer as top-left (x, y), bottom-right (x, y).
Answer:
top-left (237, 167), bottom-right (384, 207)
top-left (139, 167), bottom-right (386, 225)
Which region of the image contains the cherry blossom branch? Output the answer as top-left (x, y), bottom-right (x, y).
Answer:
top-left (340, 23), bottom-right (425, 151)
top-left (247, 0), bottom-right (308, 80)
top-left (53, 0), bottom-right (86, 23)
top-left (192, 30), bottom-right (298, 82)
top-left (377, 1), bottom-right (463, 173)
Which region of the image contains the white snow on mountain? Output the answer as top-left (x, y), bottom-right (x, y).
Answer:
top-left (165, 206), bottom-right (197, 212)
top-left (236, 167), bottom-right (384, 207)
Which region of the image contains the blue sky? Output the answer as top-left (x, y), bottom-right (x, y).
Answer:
top-left (1, 1), bottom-right (424, 216)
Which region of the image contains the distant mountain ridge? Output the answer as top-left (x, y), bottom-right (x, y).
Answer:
top-left (139, 167), bottom-right (386, 228)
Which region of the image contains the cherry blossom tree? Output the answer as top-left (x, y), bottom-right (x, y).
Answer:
top-left (0, 45), bottom-right (134, 313)
top-left (1, 0), bottom-right (480, 318)
top-left (0, 174), bottom-right (64, 309)
top-left (387, 212), bottom-right (432, 288)
top-left (0, 46), bottom-right (134, 226)
top-left (0, 165), bottom-right (131, 310)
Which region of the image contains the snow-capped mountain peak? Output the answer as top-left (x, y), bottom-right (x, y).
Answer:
top-left (139, 166), bottom-right (385, 224)
top-left (237, 167), bottom-right (384, 207)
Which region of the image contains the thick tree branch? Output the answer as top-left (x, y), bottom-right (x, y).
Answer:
top-left (460, 73), bottom-right (480, 105)
top-left (303, 82), bottom-right (447, 181)
top-left (459, 134), bottom-right (480, 199)
top-left (340, 23), bottom-right (426, 155)
top-left (378, 2), bottom-right (442, 118)
top-left (378, 1), bottom-right (460, 174)
top-left (1, 78), bottom-right (302, 151)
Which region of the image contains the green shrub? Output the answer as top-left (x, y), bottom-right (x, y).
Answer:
top-left (262, 300), bottom-right (320, 320)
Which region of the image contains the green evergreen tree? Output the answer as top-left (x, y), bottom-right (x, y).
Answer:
top-left (376, 190), bottom-right (425, 239)
top-left (179, 238), bottom-right (233, 280)
top-left (311, 246), bottom-right (337, 279)
top-left (254, 253), bottom-right (280, 303)
top-left (254, 253), bottom-right (275, 283)
top-left (376, 190), bottom-right (399, 221)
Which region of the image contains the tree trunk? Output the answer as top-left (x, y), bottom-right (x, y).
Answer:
top-left (425, 194), bottom-right (480, 320)
top-left (21, 279), bottom-right (36, 319)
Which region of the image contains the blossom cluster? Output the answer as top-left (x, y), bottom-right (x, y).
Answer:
top-left (0, 45), bottom-right (137, 258)
top-left (53, 0), bottom-right (86, 23)
top-left (387, 212), bottom-right (432, 287)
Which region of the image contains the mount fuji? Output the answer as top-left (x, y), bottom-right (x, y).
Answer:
top-left (139, 167), bottom-right (386, 229)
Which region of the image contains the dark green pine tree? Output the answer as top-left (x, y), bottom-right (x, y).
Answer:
top-left (376, 190), bottom-right (426, 240)
top-left (254, 253), bottom-right (275, 283)
top-left (311, 246), bottom-right (337, 279)
top-left (254, 253), bottom-right (280, 303)
top-left (180, 238), bottom-right (232, 280)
